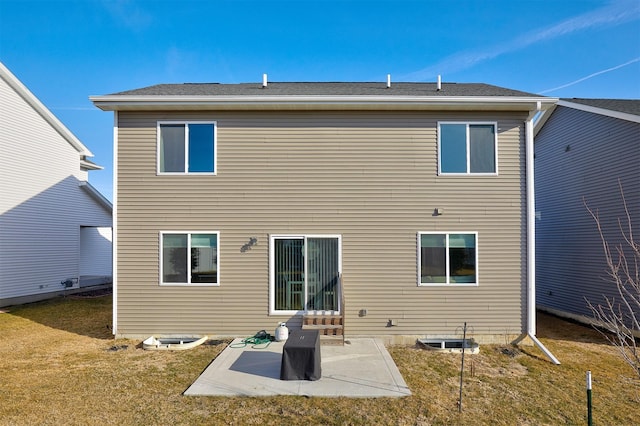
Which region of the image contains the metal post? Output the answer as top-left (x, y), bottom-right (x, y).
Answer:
top-left (586, 371), bottom-right (593, 426)
top-left (458, 322), bottom-right (467, 412)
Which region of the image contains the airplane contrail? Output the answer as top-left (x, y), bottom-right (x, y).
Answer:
top-left (400, 0), bottom-right (640, 81)
top-left (539, 57), bottom-right (640, 94)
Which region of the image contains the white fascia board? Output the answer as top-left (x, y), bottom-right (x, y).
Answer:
top-left (558, 100), bottom-right (640, 123)
top-left (0, 61), bottom-right (94, 157)
top-left (533, 104), bottom-right (558, 137)
top-left (90, 94), bottom-right (557, 112)
top-left (81, 158), bottom-right (104, 171)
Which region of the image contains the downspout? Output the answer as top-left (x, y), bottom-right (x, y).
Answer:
top-left (112, 111), bottom-right (118, 336)
top-left (526, 102), bottom-right (560, 364)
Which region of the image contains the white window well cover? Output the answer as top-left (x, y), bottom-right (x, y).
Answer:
top-left (417, 338), bottom-right (479, 354)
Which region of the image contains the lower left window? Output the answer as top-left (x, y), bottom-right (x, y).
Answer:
top-left (161, 232), bottom-right (219, 285)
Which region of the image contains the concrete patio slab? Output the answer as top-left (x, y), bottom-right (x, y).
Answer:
top-left (184, 338), bottom-right (411, 398)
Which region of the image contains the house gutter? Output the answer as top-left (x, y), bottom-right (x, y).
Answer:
top-left (526, 101), bottom-right (560, 365)
top-left (90, 95), bottom-right (550, 112)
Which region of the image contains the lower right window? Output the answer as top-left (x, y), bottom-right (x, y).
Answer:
top-left (419, 232), bottom-right (478, 285)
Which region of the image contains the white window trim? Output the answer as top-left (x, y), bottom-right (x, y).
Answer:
top-left (269, 234), bottom-right (342, 315)
top-left (437, 122), bottom-right (498, 176)
top-left (160, 231), bottom-right (220, 286)
top-left (417, 231), bottom-right (479, 287)
top-left (157, 121), bottom-right (217, 175)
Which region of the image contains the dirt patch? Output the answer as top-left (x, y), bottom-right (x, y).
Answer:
top-left (498, 346), bottom-right (521, 357)
top-left (107, 345), bottom-right (129, 352)
top-left (203, 339), bottom-right (227, 346)
top-left (70, 288), bottom-right (113, 299)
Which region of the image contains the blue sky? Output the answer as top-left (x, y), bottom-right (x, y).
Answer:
top-left (1, 0), bottom-right (639, 202)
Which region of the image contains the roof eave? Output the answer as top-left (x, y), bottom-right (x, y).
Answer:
top-left (90, 95), bottom-right (557, 112)
top-left (81, 158), bottom-right (104, 171)
top-left (557, 100), bottom-right (640, 123)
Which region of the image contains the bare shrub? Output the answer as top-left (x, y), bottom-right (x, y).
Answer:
top-left (584, 181), bottom-right (640, 379)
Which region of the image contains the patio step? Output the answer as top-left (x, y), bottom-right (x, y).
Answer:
top-left (302, 275), bottom-right (346, 345)
top-left (302, 314), bottom-right (344, 345)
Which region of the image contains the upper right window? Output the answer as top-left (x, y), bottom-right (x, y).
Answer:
top-left (438, 123), bottom-right (497, 175)
top-left (419, 232), bottom-right (478, 286)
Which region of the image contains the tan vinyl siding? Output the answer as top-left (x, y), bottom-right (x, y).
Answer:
top-left (535, 106), bottom-right (640, 320)
top-left (116, 110), bottom-right (528, 340)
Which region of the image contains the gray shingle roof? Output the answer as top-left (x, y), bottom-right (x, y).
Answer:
top-left (112, 82), bottom-right (543, 98)
top-left (562, 98), bottom-right (640, 116)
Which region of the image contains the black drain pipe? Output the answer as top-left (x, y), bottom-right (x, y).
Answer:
top-left (458, 322), bottom-right (467, 412)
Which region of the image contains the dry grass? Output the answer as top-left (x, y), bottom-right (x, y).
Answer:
top-left (1, 292), bottom-right (638, 425)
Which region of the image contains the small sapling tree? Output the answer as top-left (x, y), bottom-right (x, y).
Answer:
top-left (584, 181), bottom-right (640, 380)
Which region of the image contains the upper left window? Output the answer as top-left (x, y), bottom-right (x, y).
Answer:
top-left (158, 122), bottom-right (216, 174)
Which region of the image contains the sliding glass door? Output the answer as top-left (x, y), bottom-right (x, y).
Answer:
top-left (271, 235), bottom-right (340, 313)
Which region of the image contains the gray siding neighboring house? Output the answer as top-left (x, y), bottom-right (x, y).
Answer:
top-left (92, 80), bottom-right (556, 345)
top-left (0, 62), bottom-right (113, 307)
top-left (534, 98), bottom-right (640, 324)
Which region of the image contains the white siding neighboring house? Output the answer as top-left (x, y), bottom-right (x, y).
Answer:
top-left (0, 62), bottom-right (112, 307)
top-left (534, 98), bottom-right (640, 326)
